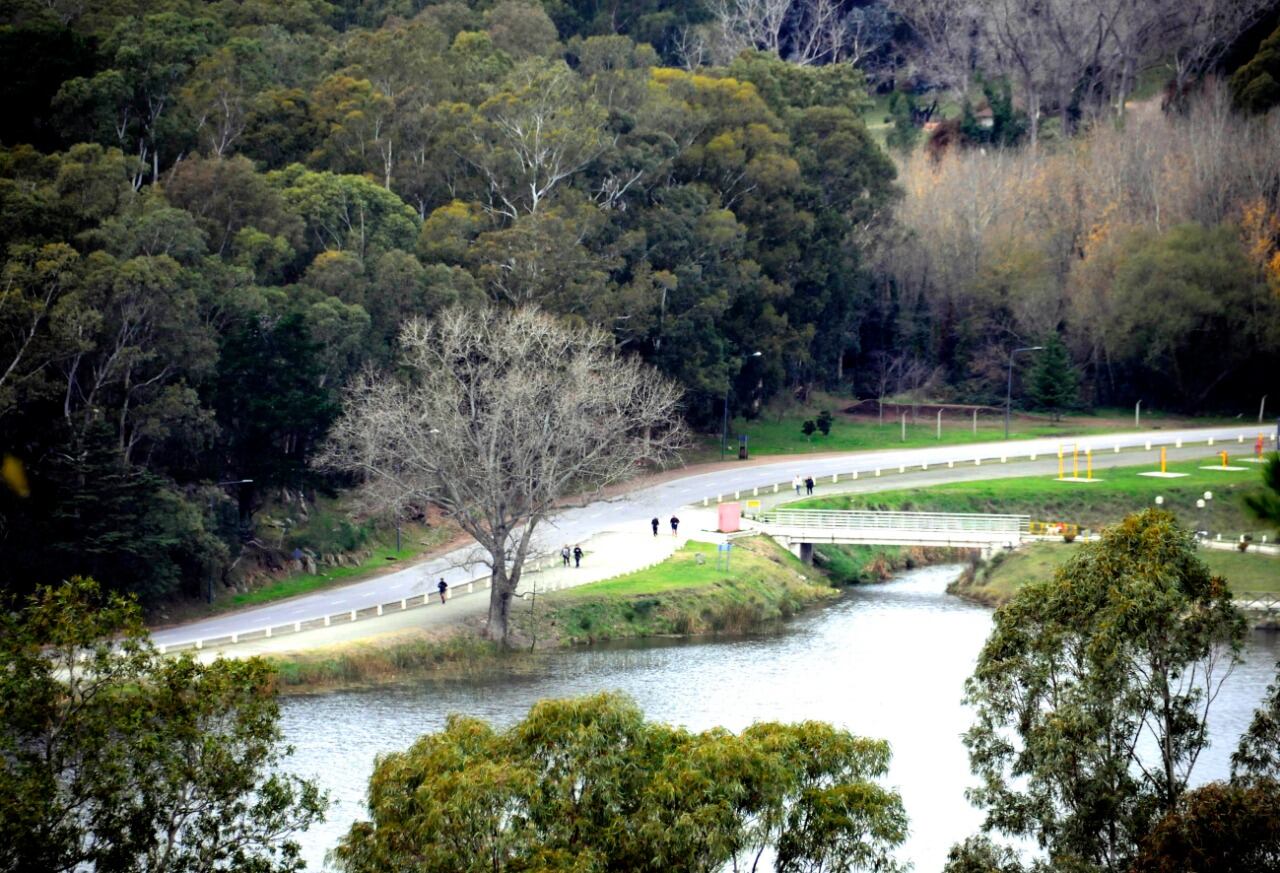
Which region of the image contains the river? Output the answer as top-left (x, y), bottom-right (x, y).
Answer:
top-left (278, 565), bottom-right (1280, 871)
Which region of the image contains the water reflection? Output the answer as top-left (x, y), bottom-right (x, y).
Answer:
top-left (278, 565), bottom-right (1279, 871)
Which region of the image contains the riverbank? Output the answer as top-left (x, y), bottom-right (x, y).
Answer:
top-left (267, 536), bottom-right (920, 694)
top-left (949, 542), bottom-right (1280, 627)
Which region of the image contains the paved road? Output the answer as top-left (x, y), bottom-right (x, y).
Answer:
top-left (151, 425), bottom-right (1272, 649)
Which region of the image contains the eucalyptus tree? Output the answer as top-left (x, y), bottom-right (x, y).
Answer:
top-left (334, 692), bottom-right (907, 873)
top-left (961, 510), bottom-right (1246, 872)
top-left (319, 306), bottom-right (685, 644)
top-left (0, 578), bottom-right (325, 873)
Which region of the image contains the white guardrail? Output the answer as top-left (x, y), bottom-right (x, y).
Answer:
top-left (159, 540), bottom-right (681, 655)
top-left (698, 431), bottom-right (1278, 508)
top-left (760, 508), bottom-right (1030, 535)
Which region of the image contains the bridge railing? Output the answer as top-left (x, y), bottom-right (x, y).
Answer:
top-left (758, 508), bottom-right (1030, 535)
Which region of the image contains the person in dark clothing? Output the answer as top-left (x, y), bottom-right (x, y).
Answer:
top-left (670, 515), bottom-right (680, 535)
top-left (437, 577), bottom-right (448, 604)
top-left (573, 545), bottom-right (583, 567)
top-left (651, 517), bottom-right (660, 536)
top-left (804, 475), bottom-right (814, 496)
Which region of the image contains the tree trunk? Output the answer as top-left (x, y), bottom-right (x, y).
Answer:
top-left (486, 563), bottom-right (515, 644)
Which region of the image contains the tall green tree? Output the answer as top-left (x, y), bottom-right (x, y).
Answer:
top-left (0, 577), bottom-right (326, 873)
top-left (1244, 453), bottom-right (1280, 535)
top-left (961, 510), bottom-right (1246, 872)
top-left (1025, 334), bottom-right (1080, 421)
top-left (334, 692), bottom-right (906, 873)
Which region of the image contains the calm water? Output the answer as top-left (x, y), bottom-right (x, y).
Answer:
top-left (278, 565), bottom-right (1280, 871)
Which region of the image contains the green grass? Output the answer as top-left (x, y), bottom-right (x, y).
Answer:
top-left (688, 396), bottom-right (1236, 460)
top-left (959, 541), bottom-right (1280, 606)
top-left (226, 523), bottom-right (456, 609)
top-left (788, 457), bottom-right (1272, 538)
top-left (521, 537), bottom-right (837, 644)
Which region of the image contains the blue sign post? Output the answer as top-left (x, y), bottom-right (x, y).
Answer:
top-left (716, 541), bottom-right (732, 571)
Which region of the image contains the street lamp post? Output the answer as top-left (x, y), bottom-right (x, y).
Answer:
top-left (1005, 346), bottom-right (1045, 440)
top-left (1202, 490), bottom-right (1213, 538)
top-left (722, 351), bottom-right (762, 461)
top-left (208, 478), bottom-right (253, 603)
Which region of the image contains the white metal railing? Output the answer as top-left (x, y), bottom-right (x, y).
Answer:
top-left (759, 509), bottom-right (1030, 535)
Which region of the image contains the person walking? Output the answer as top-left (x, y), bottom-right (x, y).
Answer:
top-left (437, 577), bottom-right (448, 604)
top-left (792, 474), bottom-right (802, 495)
top-left (804, 475), bottom-right (814, 496)
top-left (670, 515), bottom-right (680, 536)
top-left (651, 517), bottom-right (660, 536)
top-left (573, 544), bottom-right (583, 568)
top-left (561, 544), bottom-right (571, 566)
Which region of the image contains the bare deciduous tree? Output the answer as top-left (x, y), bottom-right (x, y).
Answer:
top-left (318, 307), bottom-right (685, 645)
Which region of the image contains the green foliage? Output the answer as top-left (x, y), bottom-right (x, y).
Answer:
top-left (816, 408), bottom-right (833, 435)
top-left (1244, 453), bottom-right (1280, 533)
top-left (961, 510), bottom-right (1247, 872)
top-left (334, 691), bottom-right (907, 873)
top-left (885, 89), bottom-right (920, 155)
top-left (1131, 779), bottom-right (1280, 873)
top-left (0, 577), bottom-right (326, 873)
top-left (1232, 660), bottom-right (1280, 783)
top-left (802, 418), bottom-right (817, 438)
top-left (1231, 25), bottom-right (1280, 114)
top-left (1025, 334), bottom-right (1080, 420)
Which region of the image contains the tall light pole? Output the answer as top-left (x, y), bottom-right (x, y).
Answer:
top-left (722, 351), bottom-right (762, 460)
top-left (208, 478), bottom-right (253, 603)
top-left (1005, 346), bottom-right (1044, 439)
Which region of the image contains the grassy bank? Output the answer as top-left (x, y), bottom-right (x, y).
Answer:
top-left (517, 537), bottom-right (837, 645)
top-left (228, 523), bottom-right (457, 609)
top-left (950, 541), bottom-right (1280, 608)
top-left (267, 537), bottom-right (843, 693)
top-left (788, 457), bottom-right (1271, 538)
top-left (687, 396), bottom-right (1234, 460)
top-left (815, 543), bottom-right (973, 585)
top-left (268, 629), bottom-right (503, 694)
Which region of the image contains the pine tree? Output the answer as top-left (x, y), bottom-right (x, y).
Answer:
top-left (1026, 335), bottom-right (1079, 422)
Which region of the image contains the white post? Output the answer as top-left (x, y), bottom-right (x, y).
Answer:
top-left (231, 633), bottom-right (238, 644)
top-left (936, 409), bottom-right (942, 440)
top-left (265, 626), bottom-right (272, 638)
top-left (324, 615), bottom-right (330, 627)
top-left (400, 598), bottom-right (407, 609)
top-left (350, 610), bottom-right (357, 622)
top-left (901, 413), bottom-right (906, 441)
top-left (972, 408), bottom-right (977, 434)
top-left (294, 621), bottom-right (301, 633)
top-left (1135, 399), bottom-right (1141, 428)
top-left (377, 604), bottom-right (383, 616)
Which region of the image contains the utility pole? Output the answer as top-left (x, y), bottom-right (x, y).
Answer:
top-left (1005, 346), bottom-right (1044, 439)
top-left (1135, 399), bottom-right (1142, 428)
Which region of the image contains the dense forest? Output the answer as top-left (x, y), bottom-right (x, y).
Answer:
top-left (2, 0), bottom-right (1279, 606)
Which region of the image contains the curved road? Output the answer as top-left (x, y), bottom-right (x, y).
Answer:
top-left (152, 425), bottom-right (1273, 649)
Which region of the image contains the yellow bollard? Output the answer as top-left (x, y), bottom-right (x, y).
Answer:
top-left (1221, 450), bottom-right (1228, 468)
top-left (1058, 447), bottom-right (1064, 480)
top-left (1160, 446), bottom-right (1167, 474)
top-left (1087, 449), bottom-right (1093, 480)
top-left (1072, 445), bottom-right (1079, 479)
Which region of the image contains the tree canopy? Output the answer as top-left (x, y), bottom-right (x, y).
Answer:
top-left (334, 691), bottom-right (908, 873)
top-left (0, 577), bottom-right (326, 873)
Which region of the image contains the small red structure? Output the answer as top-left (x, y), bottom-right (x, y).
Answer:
top-left (718, 502), bottom-right (741, 533)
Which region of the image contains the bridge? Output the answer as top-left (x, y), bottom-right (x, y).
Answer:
top-left (751, 509), bottom-right (1032, 562)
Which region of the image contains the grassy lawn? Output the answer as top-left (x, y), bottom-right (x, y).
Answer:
top-left (964, 542), bottom-right (1280, 606)
top-left (787, 456), bottom-right (1273, 538)
top-left (687, 394), bottom-right (1237, 460)
top-left (530, 537), bottom-right (836, 643)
